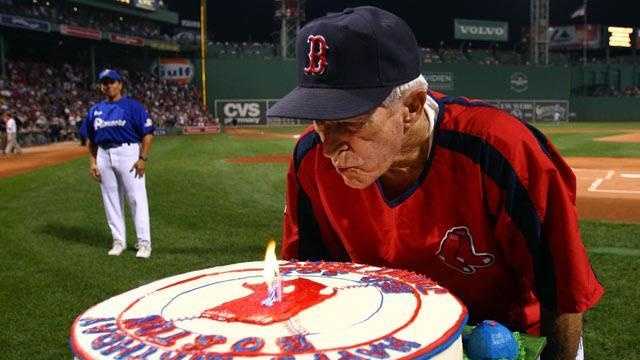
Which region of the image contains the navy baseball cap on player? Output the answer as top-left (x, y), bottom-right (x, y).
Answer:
top-left (266, 6), bottom-right (420, 121)
top-left (98, 69), bottom-right (123, 82)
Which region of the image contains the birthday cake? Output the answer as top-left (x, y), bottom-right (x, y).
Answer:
top-left (70, 261), bottom-right (468, 359)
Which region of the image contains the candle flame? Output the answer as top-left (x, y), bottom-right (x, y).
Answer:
top-left (263, 240), bottom-right (278, 284)
top-left (262, 240), bottom-right (282, 306)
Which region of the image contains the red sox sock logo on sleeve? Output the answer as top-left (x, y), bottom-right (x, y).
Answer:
top-left (304, 35), bottom-right (329, 75)
top-left (436, 226), bottom-right (495, 274)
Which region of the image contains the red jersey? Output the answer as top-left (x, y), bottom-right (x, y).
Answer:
top-left (281, 91), bottom-right (604, 334)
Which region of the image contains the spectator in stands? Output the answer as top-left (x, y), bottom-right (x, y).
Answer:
top-left (0, 58), bottom-right (215, 147)
top-left (623, 85), bottom-right (640, 97)
top-left (553, 110), bottom-right (562, 125)
top-left (0, 1), bottom-right (172, 41)
top-left (49, 115), bottom-right (62, 142)
top-left (3, 111), bottom-right (22, 155)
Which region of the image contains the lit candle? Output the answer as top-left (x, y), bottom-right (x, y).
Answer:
top-left (261, 240), bottom-right (282, 306)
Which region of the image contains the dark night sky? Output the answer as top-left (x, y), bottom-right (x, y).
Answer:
top-left (171, 0), bottom-right (640, 48)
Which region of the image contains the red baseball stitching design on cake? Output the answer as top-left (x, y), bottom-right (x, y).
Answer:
top-left (70, 261), bottom-right (468, 359)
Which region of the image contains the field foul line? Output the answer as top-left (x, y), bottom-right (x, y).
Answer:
top-left (577, 169), bottom-right (615, 193)
top-left (588, 178), bottom-right (604, 191)
top-left (589, 247), bottom-right (640, 257)
top-left (605, 170), bottom-right (615, 180)
top-left (586, 170), bottom-right (637, 193)
top-left (588, 189), bottom-right (640, 194)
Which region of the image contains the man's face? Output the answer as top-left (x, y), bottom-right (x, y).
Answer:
top-left (313, 105), bottom-right (405, 189)
top-left (100, 79), bottom-right (122, 98)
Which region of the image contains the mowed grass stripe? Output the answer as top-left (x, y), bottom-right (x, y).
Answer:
top-left (589, 247), bottom-right (640, 256)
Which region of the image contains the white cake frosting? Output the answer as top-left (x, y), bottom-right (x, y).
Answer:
top-left (70, 261), bottom-right (467, 359)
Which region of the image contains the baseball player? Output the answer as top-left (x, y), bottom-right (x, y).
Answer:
top-left (3, 111), bottom-right (22, 155)
top-left (80, 69), bottom-right (154, 258)
top-left (267, 7), bottom-right (603, 360)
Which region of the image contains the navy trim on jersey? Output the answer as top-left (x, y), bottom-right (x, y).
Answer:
top-left (297, 186), bottom-right (332, 261)
top-left (436, 129), bottom-right (557, 310)
top-left (292, 130), bottom-right (332, 260)
top-left (438, 95), bottom-right (552, 159)
top-left (522, 122), bottom-right (552, 158)
top-left (438, 96), bottom-right (551, 158)
top-left (294, 131), bottom-right (321, 171)
top-left (377, 93), bottom-right (445, 208)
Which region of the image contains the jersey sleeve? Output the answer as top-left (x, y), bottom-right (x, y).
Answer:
top-left (489, 124), bottom-right (604, 314)
top-left (281, 131), bottom-right (347, 261)
top-left (131, 101), bottom-right (155, 138)
top-left (80, 107), bottom-right (95, 142)
top-left (281, 153), bottom-right (336, 261)
top-left (281, 158), bottom-right (302, 259)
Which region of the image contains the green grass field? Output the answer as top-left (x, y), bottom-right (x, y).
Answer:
top-left (537, 122), bottom-right (640, 158)
top-left (1, 123), bottom-right (639, 359)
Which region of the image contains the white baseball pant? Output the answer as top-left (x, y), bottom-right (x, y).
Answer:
top-left (96, 143), bottom-right (151, 247)
top-left (4, 132), bottom-right (22, 154)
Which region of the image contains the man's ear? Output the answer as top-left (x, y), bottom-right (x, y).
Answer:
top-left (402, 88), bottom-right (427, 125)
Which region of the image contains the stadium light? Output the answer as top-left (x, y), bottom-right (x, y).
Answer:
top-left (608, 26), bottom-right (633, 47)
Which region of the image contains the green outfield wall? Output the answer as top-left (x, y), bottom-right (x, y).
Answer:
top-left (571, 97), bottom-right (640, 121)
top-left (204, 59), bottom-right (571, 100)
top-left (204, 59), bottom-right (640, 122)
top-left (420, 64), bottom-right (571, 99)
top-left (206, 58), bottom-right (296, 100)
top-left (570, 64), bottom-right (640, 96)
top-left (570, 64), bottom-right (640, 121)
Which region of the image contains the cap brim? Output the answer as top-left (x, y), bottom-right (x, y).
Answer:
top-left (266, 86), bottom-right (394, 121)
top-left (99, 77), bottom-right (121, 82)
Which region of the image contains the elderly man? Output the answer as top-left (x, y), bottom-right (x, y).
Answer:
top-left (267, 6), bottom-right (602, 360)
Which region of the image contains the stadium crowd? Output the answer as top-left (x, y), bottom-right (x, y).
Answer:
top-left (0, 59), bottom-right (215, 147)
top-left (0, 0), bottom-right (172, 41)
top-left (590, 85), bottom-right (640, 97)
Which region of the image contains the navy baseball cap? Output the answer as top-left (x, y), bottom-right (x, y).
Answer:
top-left (267, 6), bottom-right (420, 121)
top-left (98, 69), bottom-right (123, 82)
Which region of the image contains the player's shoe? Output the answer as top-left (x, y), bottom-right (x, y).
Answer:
top-left (134, 240), bottom-right (147, 251)
top-left (108, 241), bottom-right (126, 256)
top-left (136, 244), bottom-right (152, 259)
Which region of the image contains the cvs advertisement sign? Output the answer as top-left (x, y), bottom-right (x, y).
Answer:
top-left (215, 100), bottom-right (268, 125)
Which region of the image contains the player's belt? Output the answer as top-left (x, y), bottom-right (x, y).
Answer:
top-left (99, 142), bottom-right (132, 150)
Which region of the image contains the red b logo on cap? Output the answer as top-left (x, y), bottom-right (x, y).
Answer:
top-left (304, 35), bottom-right (329, 75)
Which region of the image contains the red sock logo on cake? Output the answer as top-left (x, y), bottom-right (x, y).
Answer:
top-left (201, 277), bottom-right (336, 325)
top-left (436, 226), bottom-right (495, 274)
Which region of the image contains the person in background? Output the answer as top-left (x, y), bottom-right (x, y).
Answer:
top-left (3, 111), bottom-right (22, 155)
top-left (80, 69), bottom-right (155, 258)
